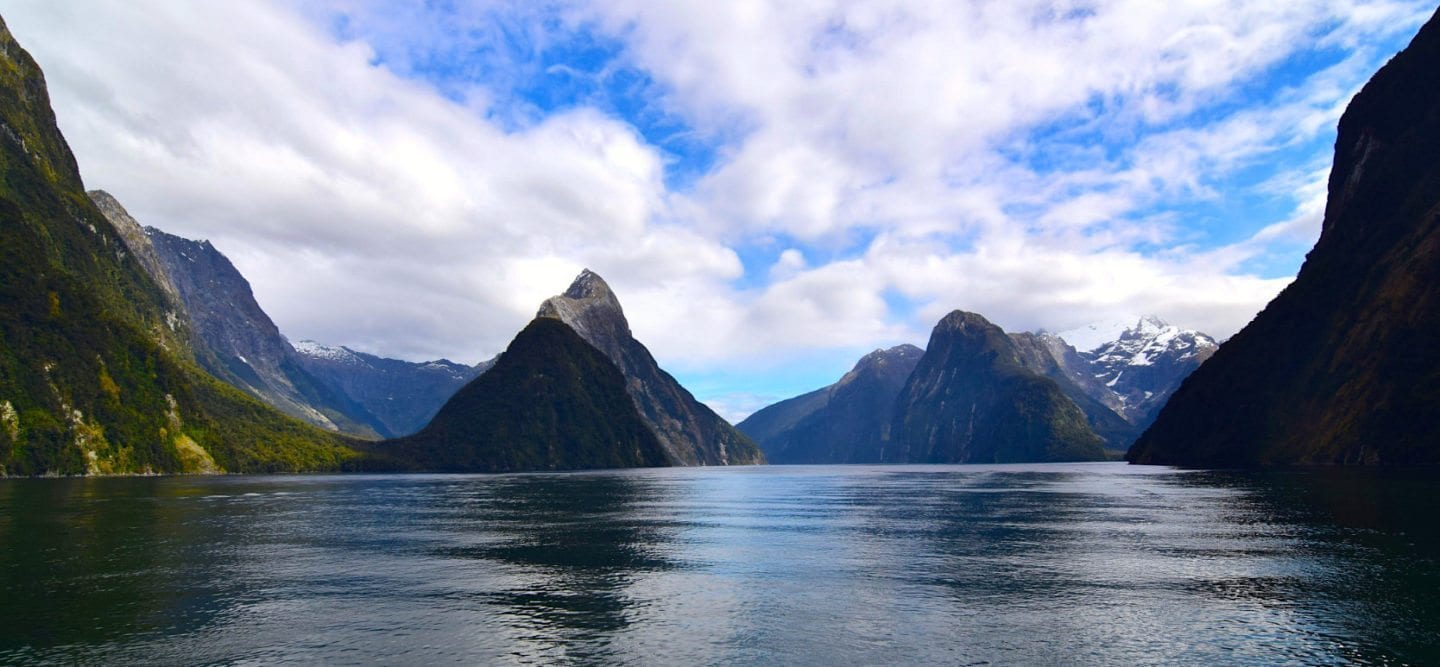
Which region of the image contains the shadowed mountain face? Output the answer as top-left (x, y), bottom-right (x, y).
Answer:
top-left (740, 345), bottom-right (923, 463)
top-left (1130, 9), bottom-right (1440, 466)
top-left (0, 18), bottom-right (357, 475)
top-left (537, 270), bottom-right (764, 466)
top-left (888, 312), bottom-right (1107, 463)
top-left (290, 341), bottom-right (491, 438)
top-left (744, 313), bottom-right (1107, 464)
top-left (384, 318), bottom-right (668, 472)
top-left (1009, 332), bottom-right (1138, 450)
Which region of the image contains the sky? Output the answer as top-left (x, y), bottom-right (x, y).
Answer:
top-left (3, 1), bottom-right (1433, 421)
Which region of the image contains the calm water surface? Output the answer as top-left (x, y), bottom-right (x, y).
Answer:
top-left (1, 463), bottom-right (1437, 665)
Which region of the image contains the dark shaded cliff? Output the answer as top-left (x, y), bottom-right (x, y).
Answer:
top-left (537, 270), bottom-right (763, 466)
top-left (741, 345), bottom-right (922, 463)
top-left (888, 312), bottom-right (1106, 463)
top-left (384, 318), bottom-right (668, 472)
top-left (1129, 10), bottom-right (1440, 466)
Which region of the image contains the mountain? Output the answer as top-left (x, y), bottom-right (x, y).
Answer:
top-left (87, 191), bottom-right (391, 439)
top-left (536, 270), bottom-right (764, 466)
top-left (734, 387), bottom-right (829, 450)
top-left (887, 312), bottom-right (1107, 463)
top-left (1008, 332), bottom-right (1139, 450)
top-left (291, 341), bottom-right (491, 437)
top-left (739, 345), bottom-right (922, 463)
top-left (1129, 10), bottom-right (1440, 466)
top-left (383, 318), bottom-right (668, 472)
top-left (0, 17), bottom-right (358, 475)
top-left (90, 190), bottom-right (492, 440)
top-left (1078, 316), bottom-right (1217, 427)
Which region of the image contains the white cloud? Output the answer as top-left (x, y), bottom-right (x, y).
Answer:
top-left (5, 0), bottom-right (738, 362)
top-left (3, 0), bottom-right (1433, 408)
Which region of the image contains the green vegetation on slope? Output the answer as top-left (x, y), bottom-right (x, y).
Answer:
top-left (0, 16), bottom-right (358, 475)
top-left (382, 318), bottom-right (669, 472)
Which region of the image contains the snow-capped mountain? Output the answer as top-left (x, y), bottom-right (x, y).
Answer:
top-left (291, 340), bottom-right (493, 438)
top-left (1065, 316), bottom-right (1218, 425)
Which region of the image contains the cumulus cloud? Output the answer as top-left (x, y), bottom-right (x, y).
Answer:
top-left (5, 0), bottom-right (740, 362)
top-left (3, 0), bottom-right (1433, 417)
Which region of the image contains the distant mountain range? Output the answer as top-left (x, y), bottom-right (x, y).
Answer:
top-left (1047, 316), bottom-right (1218, 429)
top-left (290, 340), bottom-right (491, 438)
top-left (741, 315), bottom-right (1216, 463)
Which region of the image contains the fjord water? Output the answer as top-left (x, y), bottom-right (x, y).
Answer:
top-left (1, 464), bottom-right (1436, 664)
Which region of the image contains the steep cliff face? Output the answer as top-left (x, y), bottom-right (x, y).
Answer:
top-left (1009, 332), bottom-right (1138, 450)
top-left (89, 190), bottom-right (490, 441)
top-left (385, 318), bottom-right (668, 472)
top-left (537, 270), bottom-right (763, 466)
top-left (0, 18), bottom-right (357, 474)
top-left (126, 217), bottom-right (388, 439)
top-left (888, 312), bottom-right (1106, 463)
top-left (741, 345), bottom-right (922, 463)
top-left (1129, 9), bottom-right (1440, 466)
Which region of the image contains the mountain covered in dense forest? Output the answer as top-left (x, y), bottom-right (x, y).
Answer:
top-left (381, 318), bottom-right (669, 472)
top-left (887, 312), bottom-right (1107, 463)
top-left (1129, 8), bottom-right (1440, 466)
top-left (0, 18), bottom-right (360, 475)
top-left (379, 271), bottom-right (762, 471)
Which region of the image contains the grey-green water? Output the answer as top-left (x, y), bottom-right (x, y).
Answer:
top-left (1, 463), bottom-right (1437, 665)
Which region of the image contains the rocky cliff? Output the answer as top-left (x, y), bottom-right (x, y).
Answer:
top-left (1129, 9), bottom-right (1440, 466)
top-left (536, 270), bottom-right (763, 466)
top-left (888, 312), bottom-right (1106, 463)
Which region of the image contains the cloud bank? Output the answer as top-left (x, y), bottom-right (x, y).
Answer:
top-left (4, 0), bottom-right (1431, 418)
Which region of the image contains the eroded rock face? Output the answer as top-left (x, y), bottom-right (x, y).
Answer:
top-left (537, 270), bottom-right (764, 466)
top-left (109, 209), bottom-right (389, 439)
top-left (1129, 9), bottom-right (1440, 466)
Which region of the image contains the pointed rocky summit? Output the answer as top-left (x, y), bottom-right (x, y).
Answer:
top-left (537, 270), bottom-right (764, 466)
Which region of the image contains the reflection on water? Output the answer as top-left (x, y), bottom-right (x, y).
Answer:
top-left (1, 464), bottom-right (1437, 664)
